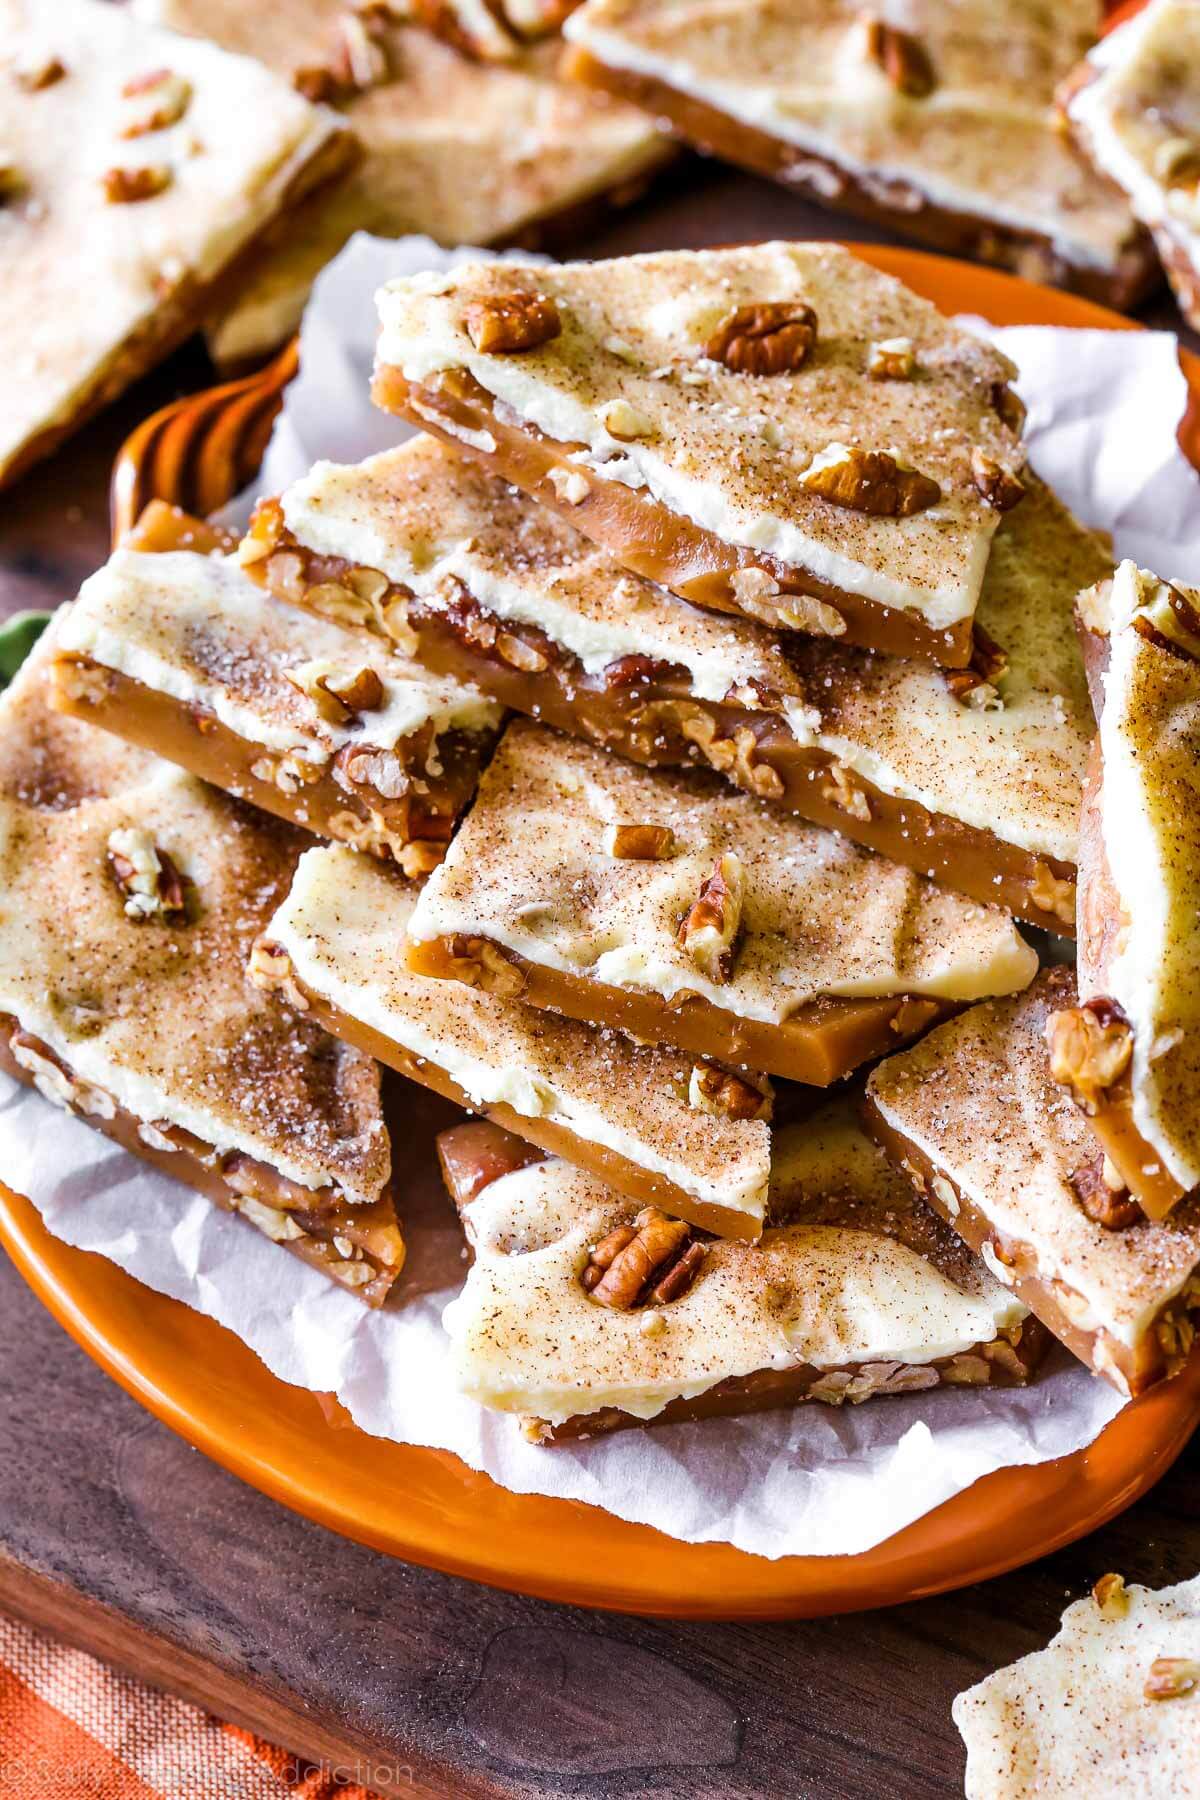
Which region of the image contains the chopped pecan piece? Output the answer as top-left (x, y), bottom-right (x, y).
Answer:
top-left (107, 827), bottom-right (187, 923)
top-left (1145, 1657), bottom-right (1200, 1701)
top-left (445, 934), bottom-right (527, 997)
top-left (867, 337), bottom-right (915, 381)
top-left (293, 64), bottom-right (340, 103)
top-left (121, 68), bottom-right (191, 136)
top-left (286, 658), bottom-right (385, 722)
top-left (582, 1206), bottom-right (704, 1309)
top-left (1131, 573), bottom-right (1200, 661)
top-left (1046, 1001), bottom-right (1133, 1114)
top-left (1153, 136), bottom-right (1200, 187)
top-left (601, 399), bottom-right (655, 440)
top-left (1092, 1570), bottom-right (1130, 1619)
top-left (821, 760), bottom-right (871, 822)
top-left (102, 164), bottom-right (171, 204)
top-left (464, 292), bottom-right (560, 354)
top-left (802, 444), bottom-right (941, 516)
top-left (703, 302), bottom-right (818, 375)
top-left (864, 17), bottom-right (936, 97)
top-left (688, 1061), bottom-right (772, 1122)
top-left (0, 156), bottom-right (25, 203)
top-left (944, 624), bottom-right (1009, 709)
top-left (1029, 863), bottom-right (1076, 928)
top-left (677, 851), bottom-right (745, 983)
top-left (495, 630), bottom-right (549, 672)
top-left (970, 448), bottom-right (1025, 513)
top-left (991, 381), bottom-right (1026, 435)
top-left (14, 50), bottom-right (65, 91)
top-left (247, 937), bottom-right (311, 1011)
top-left (1069, 1154), bottom-right (1142, 1231)
top-left (603, 823), bottom-right (675, 860)
top-left (333, 11), bottom-right (391, 90)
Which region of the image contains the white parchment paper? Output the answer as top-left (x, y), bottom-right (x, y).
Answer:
top-left (14, 233), bottom-right (1200, 1561)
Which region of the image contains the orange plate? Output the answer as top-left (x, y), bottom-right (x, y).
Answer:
top-left (6, 246), bottom-right (1200, 1621)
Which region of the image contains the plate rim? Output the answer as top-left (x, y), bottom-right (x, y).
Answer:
top-left (8, 241), bottom-right (1200, 1621)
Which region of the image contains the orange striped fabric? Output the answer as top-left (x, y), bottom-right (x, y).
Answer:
top-left (0, 1613), bottom-right (381, 1800)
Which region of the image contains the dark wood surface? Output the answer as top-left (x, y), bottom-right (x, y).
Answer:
top-left (2, 163), bottom-right (1200, 1799)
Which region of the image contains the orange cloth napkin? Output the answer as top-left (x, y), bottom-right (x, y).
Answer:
top-left (0, 1612), bottom-right (381, 1799)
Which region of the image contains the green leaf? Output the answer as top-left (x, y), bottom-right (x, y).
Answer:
top-left (0, 611), bottom-right (52, 687)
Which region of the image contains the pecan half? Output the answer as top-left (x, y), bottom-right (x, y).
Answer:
top-left (703, 302), bottom-right (818, 375)
top-left (970, 448), bottom-right (1025, 513)
top-left (582, 1207), bottom-right (704, 1309)
top-left (944, 624), bottom-right (1009, 708)
top-left (464, 292), bottom-right (560, 354)
top-left (864, 18), bottom-right (936, 97)
top-left (802, 444), bottom-right (941, 516)
top-left (103, 164), bottom-right (172, 204)
top-left (108, 827), bottom-right (187, 923)
top-left (1145, 1657), bottom-right (1200, 1701)
top-left (1046, 1001), bottom-right (1133, 1114)
top-left (603, 823), bottom-right (675, 860)
top-left (677, 851), bottom-right (745, 983)
top-left (688, 1061), bottom-right (772, 1122)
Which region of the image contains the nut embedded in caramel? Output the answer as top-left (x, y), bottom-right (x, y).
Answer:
top-left (1046, 1002), bottom-right (1133, 1114)
top-left (285, 658), bottom-right (385, 722)
top-left (688, 1061), bottom-right (772, 1122)
top-left (464, 291), bottom-right (561, 354)
top-left (801, 444), bottom-right (941, 516)
top-left (702, 302), bottom-right (818, 375)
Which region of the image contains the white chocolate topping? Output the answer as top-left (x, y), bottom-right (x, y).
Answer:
top-left (280, 439), bottom-right (1101, 864)
top-left (1067, 0), bottom-right (1200, 276)
top-left (443, 1100), bottom-right (1025, 1424)
top-left (266, 844), bottom-right (772, 1228)
top-left (955, 1571), bottom-right (1200, 1798)
top-left (409, 718), bottom-right (1038, 1022)
top-left (1090, 561), bottom-right (1200, 1194)
top-left (137, 1), bottom-right (671, 366)
top-left (0, 630), bottom-right (389, 1203)
top-left (375, 242), bottom-right (1024, 628)
top-left (868, 970), bottom-right (1200, 1351)
top-left (567, 0), bottom-right (1139, 277)
top-left (0, 0), bottom-right (345, 483)
top-left (59, 547), bottom-right (500, 763)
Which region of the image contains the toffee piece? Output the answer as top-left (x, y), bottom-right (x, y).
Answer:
top-left (1046, 562), bottom-right (1200, 1220)
top-left (438, 1108), bottom-right (1041, 1442)
top-left (51, 505), bottom-right (502, 877)
top-left (562, 0), bottom-right (1156, 310)
top-left (955, 1571), bottom-right (1200, 1798)
top-left (247, 437), bottom-right (1101, 932)
top-left (136, 0), bottom-right (672, 367)
top-left (865, 968), bottom-right (1200, 1396)
top-left (406, 718), bottom-right (1039, 1083)
top-left (0, 629), bottom-right (403, 1305)
top-left (254, 844), bottom-right (773, 1238)
top-left (0, 0), bottom-right (352, 486)
top-left (1064, 0), bottom-right (1200, 333)
top-left (371, 242), bottom-right (1027, 666)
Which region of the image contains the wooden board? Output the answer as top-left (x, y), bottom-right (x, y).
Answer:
top-left (1, 163), bottom-right (1199, 1796)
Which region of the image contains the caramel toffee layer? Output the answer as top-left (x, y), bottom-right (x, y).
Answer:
top-left (247, 440), bottom-right (1099, 935)
top-left (373, 363), bottom-right (977, 666)
top-left (53, 510), bottom-right (501, 874)
top-left (405, 718), bottom-right (1037, 1083)
top-left (371, 243), bottom-right (1027, 667)
top-left (438, 1113), bottom-right (1042, 1442)
top-left (561, 41), bottom-right (1155, 312)
top-left (255, 846), bottom-right (773, 1239)
top-left (866, 968), bottom-right (1200, 1396)
top-left (0, 1015), bottom-right (403, 1307)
